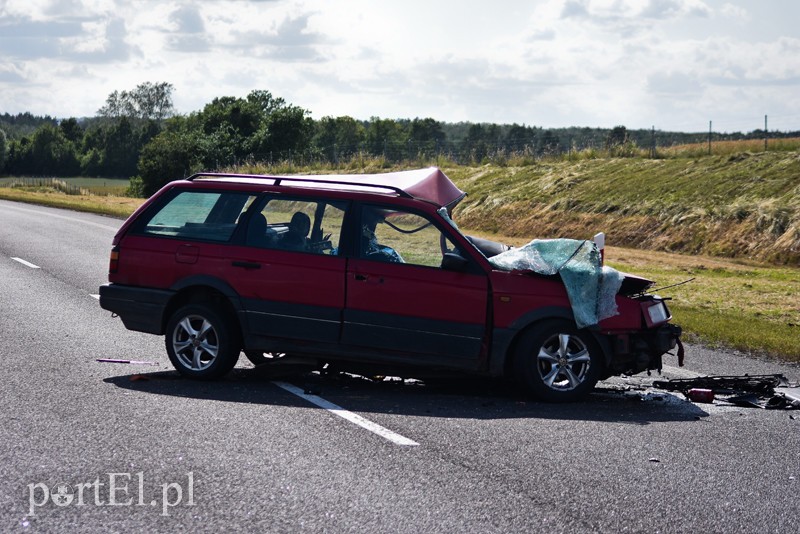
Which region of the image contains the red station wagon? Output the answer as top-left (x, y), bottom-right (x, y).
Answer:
top-left (99, 168), bottom-right (682, 402)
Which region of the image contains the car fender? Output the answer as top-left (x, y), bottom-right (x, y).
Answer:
top-left (489, 306), bottom-right (613, 376)
top-left (165, 276), bottom-right (245, 331)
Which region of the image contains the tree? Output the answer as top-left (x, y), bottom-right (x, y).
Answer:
top-left (137, 119), bottom-right (205, 196)
top-left (4, 137), bottom-right (34, 175)
top-left (102, 117), bottom-right (139, 177)
top-left (312, 116), bottom-right (366, 161)
top-left (505, 124), bottom-right (538, 152)
top-left (195, 92), bottom-right (277, 165)
top-left (98, 82), bottom-right (175, 121)
top-left (364, 118), bottom-right (408, 161)
top-left (80, 118), bottom-right (157, 177)
top-left (0, 128), bottom-right (7, 171)
top-left (29, 124), bottom-right (80, 176)
top-left (269, 105), bottom-right (314, 154)
top-left (605, 125), bottom-right (628, 149)
top-left (200, 96), bottom-right (262, 137)
top-left (538, 130), bottom-right (562, 156)
top-left (247, 90), bottom-right (286, 116)
top-left (59, 118), bottom-right (83, 144)
top-left (462, 123), bottom-right (500, 162)
top-left (409, 118), bottom-right (445, 156)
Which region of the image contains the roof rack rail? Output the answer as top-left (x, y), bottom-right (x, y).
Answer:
top-left (186, 172), bottom-right (413, 198)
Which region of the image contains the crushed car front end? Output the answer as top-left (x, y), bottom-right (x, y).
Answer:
top-left (597, 288), bottom-right (684, 377)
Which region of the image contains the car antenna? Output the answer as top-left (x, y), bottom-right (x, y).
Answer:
top-left (647, 277), bottom-right (696, 294)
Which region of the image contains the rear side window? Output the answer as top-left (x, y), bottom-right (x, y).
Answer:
top-left (139, 190), bottom-right (256, 242)
top-left (245, 197), bottom-right (348, 254)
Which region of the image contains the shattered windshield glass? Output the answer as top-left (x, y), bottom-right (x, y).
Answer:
top-left (489, 239), bottom-right (625, 329)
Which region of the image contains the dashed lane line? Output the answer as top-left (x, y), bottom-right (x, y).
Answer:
top-left (273, 381), bottom-right (419, 446)
top-left (11, 257), bottom-right (40, 269)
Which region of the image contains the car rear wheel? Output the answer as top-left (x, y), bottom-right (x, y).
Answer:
top-left (165, 304), bottom-right (240, 379)
top-left (514, 320), bottom-right (603, 402)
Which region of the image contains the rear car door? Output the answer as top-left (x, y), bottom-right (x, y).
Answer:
top-left (342, 204), bottom-right (489, 364)
top-left (225, 196), bottom-right (349, 344)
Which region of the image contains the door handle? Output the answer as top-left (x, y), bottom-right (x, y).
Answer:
top-left (354, 273), bottom-right (383, 284)
top-left (232, 261), bottom-right (261, 269)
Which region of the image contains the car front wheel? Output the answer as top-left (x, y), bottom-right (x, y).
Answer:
top-left (514, 320), bottom-right (603, 402)
top-left (165, 304), bottom-right (240, 379)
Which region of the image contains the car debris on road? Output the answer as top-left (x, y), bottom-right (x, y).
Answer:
top-left (652, 374), bottom-right (800, 409)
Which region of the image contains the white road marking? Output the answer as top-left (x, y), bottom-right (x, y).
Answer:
top-left (11, 257), bottom-right (40, 269)
top-left (90, 294), bottom-right (100, 299)
top-left (273, 381), bottom-right (419, 446)
top-left (0, 202), bottom-right (120, 231)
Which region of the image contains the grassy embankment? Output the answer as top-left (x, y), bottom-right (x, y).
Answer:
top-left (1, 143), bottom-right (798, 360)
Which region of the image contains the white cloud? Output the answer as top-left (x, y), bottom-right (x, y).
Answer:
top-left (0, 0), bottom-right (798, 132)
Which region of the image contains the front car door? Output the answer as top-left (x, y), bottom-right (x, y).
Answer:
top-left (342, 204), bottom-right (489, 367)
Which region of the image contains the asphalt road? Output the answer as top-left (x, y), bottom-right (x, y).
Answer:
top-left (1, 199), bottom-right (798, 533)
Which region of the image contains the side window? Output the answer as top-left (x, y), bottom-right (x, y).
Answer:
top-left (245, 197), bottom-right (348, 255)
top-left (140, 191), bottom-right (255, 242)
top-left (360, 205), bottom-right (456, 268)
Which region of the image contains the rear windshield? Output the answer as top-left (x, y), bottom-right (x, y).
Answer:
top-left (139, 190), bottom-right (256, 242)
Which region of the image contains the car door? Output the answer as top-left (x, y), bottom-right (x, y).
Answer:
top-left (342, 204), bottom-right (489, 363)
top-left (226, 196), bottom-right (349, 344)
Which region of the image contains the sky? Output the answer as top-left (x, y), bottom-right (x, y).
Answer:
top-left (1, 0), bottom-right (799, 133)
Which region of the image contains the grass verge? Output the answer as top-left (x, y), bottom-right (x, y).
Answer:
top-left (603, 247), bottom-right (800, 361)
top-left (0, 187), bottom-right (142, 218)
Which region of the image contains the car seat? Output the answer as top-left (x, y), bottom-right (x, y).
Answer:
top-left (281, 212), bottom-right (311, 250)
top-left (246, 213), bottom-right (272, 247)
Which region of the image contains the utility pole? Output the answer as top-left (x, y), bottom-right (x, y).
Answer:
top-left (764, 115), bottom-right (768, 151)
top-left (708, 121), bottom-right (712, 155)
top-left (650, 125), bottom-right (656, 158)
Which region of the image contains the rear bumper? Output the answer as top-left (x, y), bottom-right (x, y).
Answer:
top-left (99, 283), bottom-right (174, 335)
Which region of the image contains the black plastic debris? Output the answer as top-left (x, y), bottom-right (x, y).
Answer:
top-left (767, 387), bottom-right (800, 410)
top-left (726, 393), bottom-right (762, 409)
top-left (653, 374), bottom-right (788, 396)
top-left (652, 374), bottom-right (798, 409)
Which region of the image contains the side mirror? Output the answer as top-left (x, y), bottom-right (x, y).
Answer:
top-left (441, 252), bottom-right (469, 272)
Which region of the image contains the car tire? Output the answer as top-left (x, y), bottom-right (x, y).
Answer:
top-left (513, 319), bottom-right (603, 402)
top-left (165, 304), bottom-right (240, 379)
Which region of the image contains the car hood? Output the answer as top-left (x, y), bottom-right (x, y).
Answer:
top-left (617, 272), bottom-right (655, 296)
top-left (487, 239), bottom-right (658, 328)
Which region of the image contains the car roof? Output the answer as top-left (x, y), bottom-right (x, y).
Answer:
top-left (188, 167), bottom-right (467, 208)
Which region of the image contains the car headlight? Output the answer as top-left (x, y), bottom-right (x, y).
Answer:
top-left (642, 299), bottom-right (671, 327)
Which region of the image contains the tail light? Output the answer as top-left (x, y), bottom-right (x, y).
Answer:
top-left (109, 246), bottom-right (120, 274)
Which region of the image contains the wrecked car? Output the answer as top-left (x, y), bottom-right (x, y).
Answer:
top-left (99, 167), bottom-right (682, 402)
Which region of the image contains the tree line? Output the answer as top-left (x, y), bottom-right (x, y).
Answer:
top-left (1, 82), bottom-right (798, 197)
